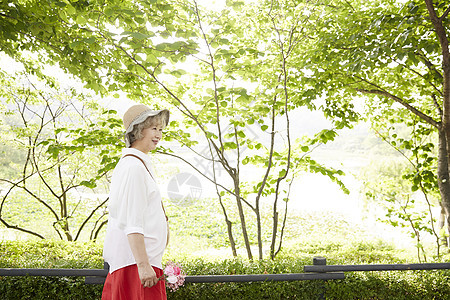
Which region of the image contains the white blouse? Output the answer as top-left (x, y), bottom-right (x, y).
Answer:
top-left (103, 148), bottom-right (168, 273)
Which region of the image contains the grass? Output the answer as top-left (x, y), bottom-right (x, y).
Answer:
top-left (1, 191), bottom-right (447, 267)
top-left (162, 196), bottom-right (433, 264)
top-left (1, 206), bottom-right (442, 270)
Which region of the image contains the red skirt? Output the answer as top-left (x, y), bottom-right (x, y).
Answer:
top-left (102, 264), bottom-right (167, 300)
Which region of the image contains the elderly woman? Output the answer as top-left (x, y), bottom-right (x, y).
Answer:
top-left (102, 104), bottom-right (170, 300)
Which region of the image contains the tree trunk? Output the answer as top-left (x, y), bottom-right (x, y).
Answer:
top-left (270, 210), bottom-right (278, 260)
top-left (256, 209), bottom-right (263, 260)
top-left (438, 206), bottom-right (449, 247)
top-left (218, 195), bottom-right (238, 257)
top-left (233, 179), bottom-right (253, 260)
top-left (425, 0), bottom-right (450, 249)
top-left (437, 128), bottom-right (450, 247)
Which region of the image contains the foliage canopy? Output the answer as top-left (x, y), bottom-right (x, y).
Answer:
top-left (2, 0), bottom-right (450, 259)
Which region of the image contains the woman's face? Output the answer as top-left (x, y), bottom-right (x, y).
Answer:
top-left (135, 124), bottom-right (164, 153)
top-left (144, 124), bottom-right (164, 151)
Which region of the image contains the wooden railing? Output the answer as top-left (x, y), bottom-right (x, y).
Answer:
top-left (1, 256), bottom-right (448, 286)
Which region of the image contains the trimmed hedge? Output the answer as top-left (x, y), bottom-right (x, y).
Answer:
top-left (0, 276), bottom-right (103, 300)
top-left (1, 240), bottom-right (450, 299)
top-left (326, 271), bottom-right (450, 300)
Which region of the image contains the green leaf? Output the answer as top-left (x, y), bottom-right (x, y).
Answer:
top-left (129, 32), bottom-right (151, 40)
top-left (66, 4), bottom-right (76, 15)
top-left (76, 15), bottom-right (86, 25)
top-left (224, 142), bottom-right (237, 149)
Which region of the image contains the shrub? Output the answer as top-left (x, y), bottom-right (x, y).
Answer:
top-left (326, 271), bottom-right (450, 300)
top-left (0, 240), bottom-right (104, 269)
top-left (0, 276), bottom-right (103, 300)
top-left (1, 240), bottom-right (450, 299)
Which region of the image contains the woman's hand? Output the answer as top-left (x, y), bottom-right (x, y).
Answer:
top-left (137, 261), bottom-right (158, 288)
top-left (127, 233), bottom-right (159, 288)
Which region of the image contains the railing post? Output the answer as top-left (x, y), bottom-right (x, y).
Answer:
top-left (313, 257), bottom-right (327, 267)
top-left (313, 257), bottom-right (327, 300)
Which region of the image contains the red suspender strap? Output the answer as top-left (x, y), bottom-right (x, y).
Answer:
top-left (123, 154), bottom-right (168, 221)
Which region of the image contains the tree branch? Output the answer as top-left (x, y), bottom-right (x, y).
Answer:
top-left (390, 52), bottom-right (443, 98)
top-left (439, 5), bottom-right (450, 21)
top-left (0, 218), bottom-right (45, 239)
top-left (157, 151), bottom-right (254, 209)
top-left (355, 86), bottom-right (440, 128)
top-left (75, 197), bottom-right (109, 241)
top-left (432, 94), bottom-right (443, 117)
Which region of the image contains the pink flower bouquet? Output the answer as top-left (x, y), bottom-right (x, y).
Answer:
top-left (163, 261), bottom-right (186, 292)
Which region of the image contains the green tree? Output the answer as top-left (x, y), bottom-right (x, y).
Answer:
top-left (0, 67), bottom-right (123, 241)
top-left (302, 0), bottom-right (450, 250)
top-left (0, 0), bottom-right (353, 258)
top-left (157, 0), bottom-right (353, 259)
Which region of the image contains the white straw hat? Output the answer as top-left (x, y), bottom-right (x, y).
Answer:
top-left (123, 104), bottom-right (170, 147)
